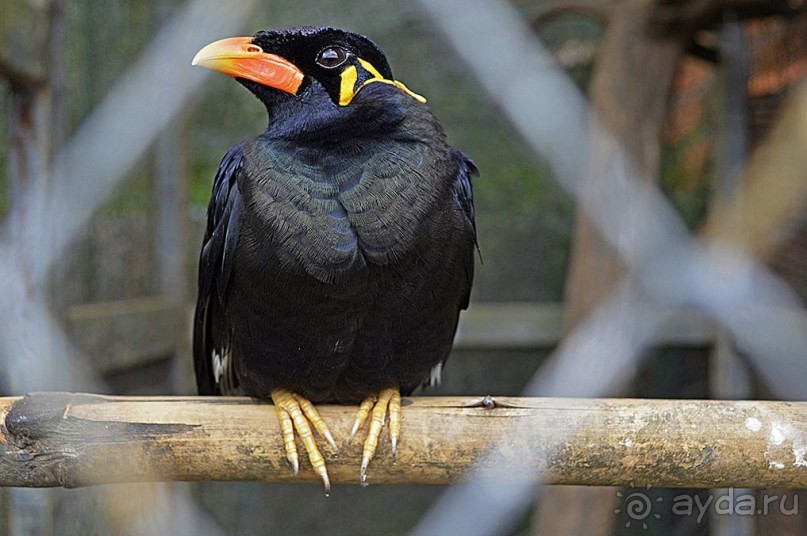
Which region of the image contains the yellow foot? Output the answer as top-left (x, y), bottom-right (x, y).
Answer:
top-left (271, 388), bottom-right (338, 493)
top-left (348, 387), bottom-right (401, 482)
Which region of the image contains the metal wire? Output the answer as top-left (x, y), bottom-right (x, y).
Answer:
top-left (1, 0), bottom-right (805, 534)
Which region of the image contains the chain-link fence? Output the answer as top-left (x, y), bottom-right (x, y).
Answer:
top-left (1, 0), bottom-right (805, 534)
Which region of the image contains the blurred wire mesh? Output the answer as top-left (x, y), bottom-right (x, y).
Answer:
top-left (413, 1), bottom-right (807, 534)
top-left (0, 0), bottom-right (805, 535)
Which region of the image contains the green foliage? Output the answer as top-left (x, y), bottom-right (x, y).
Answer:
top-left (64, 0), bottom-right (158, 134)
top-left (660, 144), bottom-right (713, 230)
top-left (659, 78), bottom-right (719, 231)
top-left (100, 166), bottom-right (154, 215)
top-left (187, 81), bottom-right (266, 208)
top-left (531, 10), bottom-right (604, 93)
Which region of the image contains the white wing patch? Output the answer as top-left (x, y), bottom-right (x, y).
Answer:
top-left (428, 362), bottom-right (443, 387)
top-left (212, 347), bottom-right (238, 394)
top-left (212, 349), bottom-right (226, 383)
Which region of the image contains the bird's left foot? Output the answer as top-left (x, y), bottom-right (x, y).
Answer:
top-left (348, 387), bottom-right (401, 482)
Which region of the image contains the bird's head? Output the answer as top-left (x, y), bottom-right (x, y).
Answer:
top-left (192, 26), bottom-right (426, 137)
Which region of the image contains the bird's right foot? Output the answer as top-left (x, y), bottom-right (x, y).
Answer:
top-left (271, 388), bottom-right (338, 493)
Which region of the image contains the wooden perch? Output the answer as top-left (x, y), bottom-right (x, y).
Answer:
top-left (1, 393), bottom-right (807, 489)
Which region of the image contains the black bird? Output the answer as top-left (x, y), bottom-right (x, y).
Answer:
top-left (191, 26), bottom-right (477, 490)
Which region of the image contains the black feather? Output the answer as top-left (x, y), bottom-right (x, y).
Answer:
top-left (193, 27), bottom-right (476, 403)
top-left (193, 143), bottom-right (244, 395)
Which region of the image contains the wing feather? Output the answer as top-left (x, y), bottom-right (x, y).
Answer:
top-left (193, 143), bottom-right (245, 395)
top-left (453, 151), bottom-right (478, 309)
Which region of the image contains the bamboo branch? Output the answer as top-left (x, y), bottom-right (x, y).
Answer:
top-left (2, 393), bottom-right (807, 489)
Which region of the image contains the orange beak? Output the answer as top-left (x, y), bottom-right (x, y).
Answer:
top-left (192, 37), bottom-right (304, 95)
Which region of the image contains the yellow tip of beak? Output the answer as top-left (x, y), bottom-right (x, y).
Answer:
top-left (192, 36), bottom-right (304, 95)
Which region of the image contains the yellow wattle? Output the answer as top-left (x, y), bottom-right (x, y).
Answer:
top-left (338, 59), bottom-right (427, 106)
top-left (339, 65), bottom-right (359, 106)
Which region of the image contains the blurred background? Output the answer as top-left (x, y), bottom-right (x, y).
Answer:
top-left (1, 0), bottom-right (806, 535)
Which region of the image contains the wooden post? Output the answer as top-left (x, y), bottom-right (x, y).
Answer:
top-left (2, 393), bottom-right (807, 489)
top-left (1, 2), bottom-right (65, 534)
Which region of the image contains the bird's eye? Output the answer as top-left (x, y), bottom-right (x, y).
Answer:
top-left (316, 47), bottom-right (349, 69)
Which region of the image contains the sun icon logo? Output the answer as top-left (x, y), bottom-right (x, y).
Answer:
top-left (614, 483), bottom-right (663, 530)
